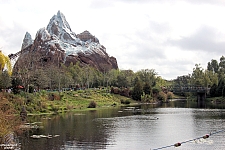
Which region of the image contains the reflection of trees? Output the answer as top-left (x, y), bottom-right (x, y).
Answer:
top-left (20, 109), bottom-right (118, 150)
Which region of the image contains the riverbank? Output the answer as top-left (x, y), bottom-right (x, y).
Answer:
top-left (19, 100), bottom-right (225, 150)
top-left (2, 88), bottom-right (136, 116)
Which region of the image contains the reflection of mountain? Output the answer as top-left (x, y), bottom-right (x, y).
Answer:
top-left (13, 11), bottom-right (118, 72)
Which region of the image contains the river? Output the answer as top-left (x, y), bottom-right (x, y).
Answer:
top-left (18, 100), bottom-right (225, 150)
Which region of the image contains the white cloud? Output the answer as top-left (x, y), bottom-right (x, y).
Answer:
top-left (1, 0), bottom-right (225, 80)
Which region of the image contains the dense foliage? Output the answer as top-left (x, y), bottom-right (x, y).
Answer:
top-left (173, 55), bottom-right (225, 98)
top-left (2, 51), bottom-right (225, 103)
top-left (8, 58), bottom-right (166, 102)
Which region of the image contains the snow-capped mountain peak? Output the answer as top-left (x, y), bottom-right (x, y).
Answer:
top-left (16, 11), bottom-right (118, 73)
top-left (46, 10), bottom-right (78, 45)
top-left (56, 10), bottom-right (72, 32)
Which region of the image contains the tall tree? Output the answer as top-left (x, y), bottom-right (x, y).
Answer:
top-left (136, 69), bottom-right (157, 87)
top-left (29, 68), bottom-right (49, 90)
top-left (82, 65), bottom-right (94, 89)
top-left (132, 77), bottom-right (143, 101)
top-left (191, 64), bottom-right (204, 86)
top-left (106, 69), bottom-right (119, 87)
top-left (219, 56), bottom-right (225, 76)
top-left (116, 70), bottom-right (134, 88)
top-left (207, 59), bottom-right (219, 73)
top-left (143, 82), bottom-right (151, 95)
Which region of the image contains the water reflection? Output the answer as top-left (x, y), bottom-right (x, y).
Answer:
top-left (19, 100), bottom-right (225, 150)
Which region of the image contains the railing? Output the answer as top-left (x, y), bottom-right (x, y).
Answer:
top-left (171, 86), bottom-right (209, 93)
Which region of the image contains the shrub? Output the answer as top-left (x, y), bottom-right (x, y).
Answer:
top-left (40, 90), bottom-right (47, 96)
top-left (121, 99), bottom-right (130, 104)
top-left (50, 105), bottom-right (59, 112)
top-left (48, 93), bottom-right (60, 101)
top-left (167, 92), bottom-right (174, 99)
top-left (111, 87), bottom-right (120, 94)
top-left (88, 101), bottom-right (97, 108)
top-left (41, 102), bottom-right (47, 109)
top-left (158, 91), bottom-right (167, 102)
top-left (112, 103), bottom-right (117, 106)
top-left (60, 94), bottom-right (64, 99)
top-left (141, 93), bottom-right (152, 103)
top-left (124, 100), bottom-right (130, 104)
top-left (28, 85), bottom-right (34, 93)
top-left (0, 94), bottom-right (21, 138)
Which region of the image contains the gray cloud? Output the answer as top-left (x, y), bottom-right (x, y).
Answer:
top-left (112, 0), bottom-right (225, 5)
top-left (167, 26), bottom-right (225, 53)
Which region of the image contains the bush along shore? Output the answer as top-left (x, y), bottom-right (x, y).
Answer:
top-left (2, 88), bottom-right (135, 116)
top-left (1, 86), bottom-right (177, 118)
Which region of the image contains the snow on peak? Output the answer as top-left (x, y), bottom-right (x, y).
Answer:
top-left (45, 11), bottom-right (107, 57)
top-left (21, 32), bottom-right (33, 50)
top-left (46, 11), bottom-right (79, 45)
top-left (56, 10), bottom-right (72, 32)
top-left (36, 27), bottom-right (51, 41)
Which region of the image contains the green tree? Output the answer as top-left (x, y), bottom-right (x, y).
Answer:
top-left (132, 77), bottom-right (143, 101)
top-left (216, 78), bottom-right (225, 96)
top-left (207, 59), bottom-right (219, 73)
top-left (156, 76), bottom-right (167, 87)
top-left (210, 83), bottom-right (217, 97)
top-left (136, 69), bottom-right (157, 86)
top-left (143, 82), bottom-right (151, 95)
top-left (82, 65), bottom-right (95, 89)
top-left (66, 62), bottom-right (83, 88)
top-left (106, 69), bottom-right (119, 87)
top-left (136, 69), bottom-right (157, 97)
top-left (29, 68), bottom-right (49, 89)
top-left (92, 69), bottom-right (103, 88)
top-left (0, 70), bottom-right (11, 89)
top-left (11, 77), bottom-right (22, 94)
top-left (191, 64), bottom-right (204, 86)
top-left (219, 56), bottom-right (225, 77)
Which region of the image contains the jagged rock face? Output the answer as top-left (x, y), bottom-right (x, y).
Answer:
top-left (77, 30), bottom-right (99, 43)
top-left (21, 32), bottom-right (33, 50)
top-left (14, 11), bottom-right (118, 73)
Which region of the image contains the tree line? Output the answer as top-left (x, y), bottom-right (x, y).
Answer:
top-left (0, 49), bottom-right (169, 102)
top-left (174, 55), bottom-right (225, 97)
top-left (2, 50), bottom-right (225, 101)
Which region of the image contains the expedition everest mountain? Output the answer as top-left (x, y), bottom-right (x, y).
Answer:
top-left (12, 11), bottom-right (118, 73)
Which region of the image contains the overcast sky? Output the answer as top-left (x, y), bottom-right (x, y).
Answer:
top-left (1, 0), bottom-right (225, 80)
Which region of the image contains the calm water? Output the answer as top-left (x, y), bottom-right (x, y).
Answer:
top-left (19, 100), bottom-right (225, 150)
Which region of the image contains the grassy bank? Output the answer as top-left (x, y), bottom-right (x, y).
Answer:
top-left (4, 88), bottom-right (135, 115)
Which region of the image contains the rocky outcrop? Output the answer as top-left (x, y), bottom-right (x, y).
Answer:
top-left (77, 30), bottom-right (99, 43)
top-left (13, 11), bottom-right (118, 73)
top-left (21, 32), bottom-right (33, 50)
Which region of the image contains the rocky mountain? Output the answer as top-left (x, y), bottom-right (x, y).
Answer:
top-left (13, 11), bottom-right (118, 73)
